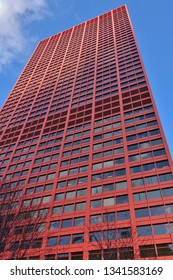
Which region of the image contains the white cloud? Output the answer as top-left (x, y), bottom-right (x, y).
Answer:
top-left (0, 0), bottom-right (49, 70)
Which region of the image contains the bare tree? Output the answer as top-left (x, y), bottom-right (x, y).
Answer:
top-left (0, 197), bottom-right (47, 260)
top-left (88, 212), bottom-right (157, 260)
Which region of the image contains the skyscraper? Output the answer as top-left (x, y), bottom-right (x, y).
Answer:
top-left (0, 5), bottom-right (173, 260)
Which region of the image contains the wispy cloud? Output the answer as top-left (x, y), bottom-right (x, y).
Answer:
top-left (0, 0), bottom-right (49, 71)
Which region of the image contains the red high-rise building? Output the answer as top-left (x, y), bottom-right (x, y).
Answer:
top-left (0, 5), bottom-right (173, 260)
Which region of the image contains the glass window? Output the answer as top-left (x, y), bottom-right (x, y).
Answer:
top-left (143, 163), bottom-right (155, 171)
top-left (91, 199), bottom-right (102, 208)
top-left (116, 181), bottom-right (127, 190)
top-left (135, 208), bottom-right (149, 218)
top-left (15, 190), bottom-right (22, 197)
top-left (116, 195), bottom-right (128, 204)
top-left (36, 186), bottom-right (44, 193)
top-left (80, 166), bottom-right (88, 172)
top-left (130, 166), bottom-right (142, 174)
top-left (115, 169), bottom-right (126, 176)
top-left (103, 229), bottom-right (116, 240)
top-left (128, 144), bottom-right (138, 151)
top-left (115, 157), bottom-right (125, 164)
top-left (93, 152), bottom-right (102, 159)
top-left (32, 197), bottom-right (41, 205)
top-left (21, 170), bottom-right (28, 176)
top-left (94, 143), bottom-right (102, 150)
top-left (55, 193), bottom-right (64, 201)
top-left (29, 177), bottom-right (37, 183)
top-left (62, 219), bottom-right (72, 228)
top-left (117, 210), bottom-right (130, 220)
top-left (59, 170), bottom-right (68, 177)
top-left (57, 181), bottom-right (66, 188)
top-left (50, 221), bottom-right (60, 230)
top-left (42, 196), bottom-right (51, 203)
top-left (89, 231), bottom-right (102, 242)
top-left (151, 138), bottom-right (163, 146)
top-left (72, 233), bottom-right (84, 244)
top-left (139, 245), bottom-right (156, 258)
top-left (22, 200), bottom-right (31, 207)
top-left (150, 205), bottom-right (165, 216)
top-left (104, 141), bottom-right (112, 147)
top-left (57, 253), bottom-right (69, 260)
top-left (103, 171), bottom-right (113, 179)
top-left (32, 167), bottom-right (39, 173)
top-left (103, 183), bottom-right (114, 192)
top-left (15, 226), bottom-right (23, 235)
top-left (52, 206), bottom-right (62, 214)
top-left (66, 191), bottom-right (75, 199)
top-left (70, 168), bottom-right (78, 174)
top-left (153, 149), bottom-right (166, 157)
top-left (132, 178), bottom-right (144, 187)
top-left (129, 154), bottom-right (140, 162)
top-left (90, 215), bottom-right (102, 224)
top-left (92, 174), bottom-right (102, 181)
top-left (39, 208), bottom-right (48, 217)
top-left (64, 204), bottom-right (74, 213)
top-left (159, 173), bottom-right (173, 182)
top-left (89, 250), bottom-right (101, 260)
top-left (78, 177), bottom-right (87, 184)
top-left (43, 156), bottom-right (51, 162)
top-left (93, 163), bottom-right (102, 170)
top-left (103, 160), bottom-right (113, 168)
top-left (31, 239), bottom-right (42, 249)
top-left (63, 151), bottom-right (70, 157)
top-left (92, 186), bottom-right (102, 194)
top-left (36, 223), bottom-right (45, 232)
top-left (153, 223), bottom-right (169, 235)
top-left (103, 212), bottom-right (116, 222)
top-left (157, 243), bottom-right (173, 257)
top-left (145, 175), bottom-right (158, 184)
top-left (71, 252), bottom-right (83, 260)
top-left (114, 138), bottom-right (123, 144)
top-left (118, 228), bottom-right (131, 239)
top-left (133, 192), bottom-right (146, 202)
top-left (61, 160), bottom-right (69, 167)
top-left (11, 202), bottom-right (18, 209)
top-left (165, 204), bottom-right (173, 214)
top-left (156, 160), bottom-right (169, 169)
top-left (74, 217), bottom-right (85, 226)
top-left (77, 189), bottom-right (86, 197)
top-left (59, 235), bottom-right (70, 246)
top-left (147, 190), bottom-right (161, 199)
top-left (103, 150), bottom-right (112, 157)
top-left (76, 202), bottom-right (86, 211)
top-left (38, 175), bottom-right (46, 182)
top-left (45, 183), bottom-right (53, 191)
top-left (162, 187), bottom-right (173, 197)
top-left (127, 134), bottom-right (137, 141)
top-left (114, 147), bottom-right (124, 154)
top-left (20, 240), bottom-right (30, 250)
top-left (71, 149), bottom-right (80, 156)
top-left (68, 179), bottom-right (76, 186)
top-left (137, 225), bottom-right (152, 236)
top-left (139, 141), bottom-right (150, 149)
top-left (141, 152), bottom-right (152, 159)
top-left (103, 197), bottom-right (114, 206)
top-left (80, 156), bottom-right (89, 162)
top-left (47, 237), bottom-right (58, 247)
top-left (26, 188), bottom-right (34, 194)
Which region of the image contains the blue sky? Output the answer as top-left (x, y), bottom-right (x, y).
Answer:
top-left (0, 0), bottom-right (172, 157)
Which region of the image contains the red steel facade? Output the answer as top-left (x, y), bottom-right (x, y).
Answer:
top-left (0, 5), bottom-right (173, 260)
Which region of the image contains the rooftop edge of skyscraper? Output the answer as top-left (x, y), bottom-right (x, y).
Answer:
top-left (38, 4), bottom-right (127, 44)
